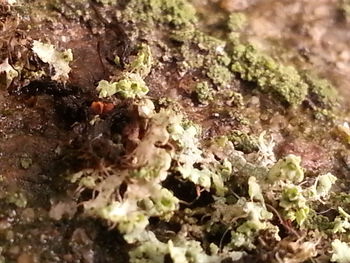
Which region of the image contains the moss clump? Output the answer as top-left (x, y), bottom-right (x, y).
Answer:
top-left (230, 44), bottom-right (308, 106)
top-left (172, 28), bottom-right (229, 71)
top-left (227, 12), bottom-right (247, 32)
top-left (303, 73), bottom-right (338, 108)
top-left (304, 209), bottom-right (333, 231)
top-left (195, 81), bottom-right (213, 104)
top-left (207, 63), bottom-right (233, 87)
top-left (122, 0), bottom-right (197, 27)
top-left (227, 130), bottom-right (258, 153)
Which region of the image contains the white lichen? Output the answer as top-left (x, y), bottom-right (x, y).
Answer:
top-left (32, 40), bottom-right (73, 81)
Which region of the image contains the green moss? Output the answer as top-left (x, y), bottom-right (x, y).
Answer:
top-left (304, 209), bottom-right (333, 231)
top-left (47, 0), bottom-right (91, 21)
top-left (173, 28), bottom-right (229, 71)
top-left (227, 12), bottom-right (247, 32)
top-left (121, 0), bottom-right (197, 27)
top-left (207, 63), bottom-right (233, 87)
top-left (230, 43), bottom-right (308, 106)
top-left (303, 73), bottom-right (338, 108)
top-left (195, 81), bottom-right (213, 104)
top-left (227, 130), bottom-right (258, 153)
top-left (231, 91), bottom-right (244, 106)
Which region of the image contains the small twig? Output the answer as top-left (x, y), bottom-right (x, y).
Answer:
top-left (219, 226), bottom-right (231, 251)
top-left (266, 203), bottom-right (301, 238)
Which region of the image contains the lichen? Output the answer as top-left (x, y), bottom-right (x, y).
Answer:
top-left (268, 154), bottom-right (304, 183)
top-left (97, 44), bottom-right (153, 99)
top-left (18, 0), bottom-right (347, 262)
top-left (97, 74), bottom-right (148, 99)
top-left (128, 231), bottom-right (242, 263)
top-left (128, 43), bottom-right (153, 77)
top-left (5, 192), bottom-right (27, 208)
top-left (336, 122), bottom-right (350, 145)
top-left (19, 155), bottom-right (32, 170)
top-left (331, 239), bottom-right (350, 263)
top-left (32, 40), bottom-right (73, 81)
top-left (229, 201), bottom-right (276, 250)
top-left (279, 185), bottom-right (310, 225)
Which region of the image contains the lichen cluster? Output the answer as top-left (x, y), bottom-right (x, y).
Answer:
top-left (0, 0), bottom-right (348, 262)
top-left (97, 44), bottom-right (152, 99)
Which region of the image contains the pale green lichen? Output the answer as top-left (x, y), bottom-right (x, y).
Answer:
top-left (129, 232), bottom-right (242, 263)
top-left (20, 155), bottom-right (32, 170)
top-left (70, 106), bottom-right (180, 243)
top-left (115, 74), bottom-right (148, 98)
top-left (311, 173), bottom-right (337, 200)
top-left (6, 192), bottom-right (27, 208)
top-left (248, 176), bottom-right (264, 204)
top-left (128, 43), bottom-right (153, 77)
top-left (96, 80), bottom-right (117, 98)
top-left (331, 239), bottom-right (350, 263)
top-left (96, 0), bottom-right (116, 5)
top-left (268, 154), bottom-right (304, 183)
top-left (230, 201), bottom-right (276, 249)
top-left (169, 117), bottom-right (230, 195)
top-left (97, 74), bottom-right (148, 99)
top-left (332, 207), bottom-right (350, 233)
top-left (279, 185), bottom-right (310, 225)
top-left (336, 122), bottom-right (350, 145)
top-left (97, 44), bottom-right (152, 99)
top-left (32, 40), bottom-right (73, 81)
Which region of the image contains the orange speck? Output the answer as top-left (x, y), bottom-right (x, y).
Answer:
top-left (91, 101), bottom-right (115, 115)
